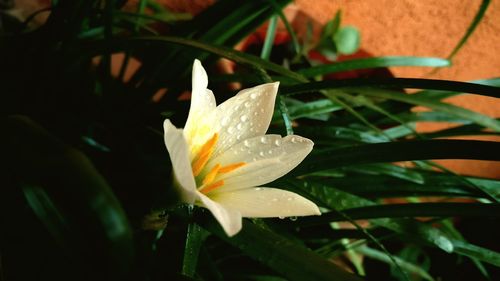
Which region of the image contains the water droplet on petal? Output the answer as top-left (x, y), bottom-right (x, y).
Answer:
top-left (244, 140), bottom-right (251, 147)
top-left (274, 139), bottom-right (281, 146)
top-left (255, 187), bottom-right (262, 191)
top-left (260, 137), bottom-right (268, 144)
top-left (289, 216), bottom-right (298, 221)
top-left (240, 115), bottom-right (248, 122)
top-left (236, 134), bottom-right (242, 140)
top-left (268, 150), bottom-right (273, 154)
top-left (250, 92), bottom-right (259, 99)
top-left (236, 123), bottom-right (243, 130)
top-left (221, 116), bottom-right (230, 126)
top-left (244, 101), bottom-right (251, 108)
top-left (259, 151), bottom-right (265, 157)
top-left (291, 137), bottom-right (298, 143)
top-left (227, 126), bottom-right (235, 134)
top-left (278, 216), bottom-right (285, 220)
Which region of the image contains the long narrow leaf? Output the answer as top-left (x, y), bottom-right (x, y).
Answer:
top-left (298, 57), bottom-right (450, 78)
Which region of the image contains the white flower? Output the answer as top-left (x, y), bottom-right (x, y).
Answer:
top-left (163, 59), bottom-right (320, 236)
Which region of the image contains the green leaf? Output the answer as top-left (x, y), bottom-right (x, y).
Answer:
top-left (332, 89), bottom-right (500, 131)
top-left (446, 0), bottom-right (491, 60)
top-left (344, 163), bottom-right (424, 184)
top-left (298, 57), bottom-right (450, 78)
top-left (284, 98), bottom-right (343, 120)
top-left (358, 246), bottom-right (435, 281)
top-left (312, 172), bottom-right (500, 199)
top-left (282, 78), bottom-right (500, 98)
top-left (129, 36), bottom-right (308, 82)
top-left (297, 203), bottom-right (500, 225)
top-left (194, 211), bottom-right (363, 281)
top-left (182, 221), bottom-right (206, 277)
top-left (292, 139), bottom-right (500, 176)
top-left (333, 26), bottom-right (360, 55)
top-left (260, 15), bottom-right (279, 60)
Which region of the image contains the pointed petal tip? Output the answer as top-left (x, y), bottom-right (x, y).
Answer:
top-left (192, 59), bottom-right (208, 90)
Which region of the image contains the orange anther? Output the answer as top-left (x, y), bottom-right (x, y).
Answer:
top-left (202, 164), bottom-right (221, 186)
top-left (219, 162), bottom-right (246, 173)
top-left (200, 180), bottom-right (225, 194)
top-left (198, 133), bottom-right (218, 158)
top-left (191, 133), bottom-right (218, 176)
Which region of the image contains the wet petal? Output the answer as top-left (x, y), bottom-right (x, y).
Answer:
top-left (211, 82), bottom-right (279, 158)
top-left (184, 60), bottom-right (217, 159)
top-left (207, 135), bottom-right (313, 192)
top-left (212, 187), bottom-right (321, 218)
top-left (163, 119), bottom-right (197, 203)
top-left (196, 191), bottom-right (242, 236)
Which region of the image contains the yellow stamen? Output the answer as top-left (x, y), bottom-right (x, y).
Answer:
top-left (202, 164), bottom-right (221, 186)
top-left (219, 162), bottom-right (246, 173)
top-left (191, 133), bottom-right (218, 176)
top-left (200, 180), bottom-right (225, 194)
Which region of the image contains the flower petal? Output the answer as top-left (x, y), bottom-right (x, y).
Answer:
top-left (206, 135), bottom-right (313, 192)
top-left (196, 191), bottom-right (242, 236)
top-left (163, 119), bottom-right (197, 203)
top-left (184, 60), bottom-right (217, 159)
top-left (211, 82), bottom-right (279, 158)
top-left (211, 187), bottom-right (321, 218)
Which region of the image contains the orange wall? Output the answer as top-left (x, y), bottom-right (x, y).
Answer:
top-left (295, 0), bottom-right (500, 178)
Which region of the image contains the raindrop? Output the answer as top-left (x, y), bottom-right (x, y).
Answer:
top-left (291, 137), bottom-right (298, 143)
top-left (250, 92), bottom-right (259, 99)
top-left (240, 115), bottom-right (248, 122)
top-left (236, 134), bottom-right (242, 140)
top-left (260, 108), bottom-right (265, 113)
top-left (227, 126), bottom-right (235, 134)
top-left (260, 137), bottom-right (268, 144)
top-left (243, 140), bottom-right (251, 147)
top-left (267, 150), bottom-right (273, 154)
top-left (244, 101), bottom-right (251, 108)
top-left (287, 197), bottom-right (293, 201)
top-left (254, 112), bottom-right (259, 116)
top-left (236, 123), bottom-right (243, 130)
top-left (289, 216), bottom-right (298, 221)
top-left (259, 151), bottom-right (265, 157)
top-left (278, 216), bottom-right (285, 220)
top-left (255, 187), bottom-right (262, 191)
top-left (221, 116), bottom-right (230, 126)
top-left (274, 139), bottom-right (281, 146)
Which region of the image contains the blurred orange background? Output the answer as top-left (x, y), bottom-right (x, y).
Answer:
top-left (293, 0), bottom-right (500, 178)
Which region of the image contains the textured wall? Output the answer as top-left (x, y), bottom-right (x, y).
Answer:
top-left (295, 0), bottom-right (500, 178)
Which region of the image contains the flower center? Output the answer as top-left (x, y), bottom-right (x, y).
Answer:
top-left (190, 132), bottom-right (246, 195)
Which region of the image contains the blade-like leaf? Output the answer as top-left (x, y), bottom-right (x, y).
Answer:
top-left (298, 57), bottom-right (450, 78)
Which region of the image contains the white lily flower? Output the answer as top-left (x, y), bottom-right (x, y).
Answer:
top-left (163, 59), bottom-right (320, 236)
